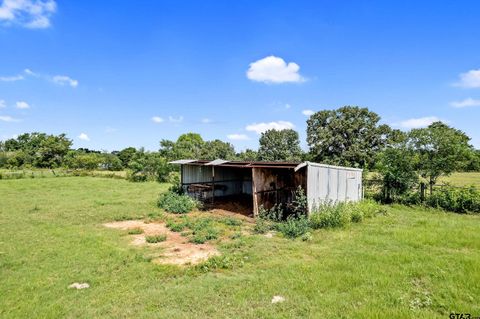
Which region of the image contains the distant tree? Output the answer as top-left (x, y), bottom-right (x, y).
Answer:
top-left (117, 147), bottom-right (137, 167)
top-left (2, 133), bottom-right (72, 168)
top-left (408, 122), bottom-right (473, 193)
top-left (128, 151), bottom-right (171, 182)
top-left (64, 151), bottom-right (102, 170)
top-left (160, 133), bottom-right (205, 160)
top-left (307, 106), bottom-right (399, 168)
top-left (201, 139), bottom-right (236, 160)
top-left (237, 149), bottom-right (258, 161)
top-left (376, 145), bottom-right (418, 203)
top-left (258, 129), bottom-right (303, 161)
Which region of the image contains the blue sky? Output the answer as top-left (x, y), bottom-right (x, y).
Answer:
top-left (1, 1), bottom-right (480, 152)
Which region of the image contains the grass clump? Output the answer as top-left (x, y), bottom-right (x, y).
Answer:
top-left (127, 228), bottom-right (144, 235)
top-left (276, 217), bottom-right (311, 239)
top-left (157, 191), bottom-right (199, 214)
top-left (145, 234), bottom-right (167, 243)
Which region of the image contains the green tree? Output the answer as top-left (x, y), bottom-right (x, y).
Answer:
top-left (117, 147), bottom-right (137, 167)
top-left (160, 133), bottom-right (205, 160)
top-left (237, 149), bottom-right (258, 161)
top-left (306, 106), bottom-right (399, 168)
top-left (258, 129), bottom-right (303, 161)
top-left (201, 139), bottom-right (236, 160)
top-left (2, 133), bottom-right (72, 168)
top-left (408, 122), bottom-right (473, 193)
top-left (376, 145), bottom-right (418, 203)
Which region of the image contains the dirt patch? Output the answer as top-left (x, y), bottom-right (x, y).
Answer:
top-left (103, 220), bottom-right (219, 265)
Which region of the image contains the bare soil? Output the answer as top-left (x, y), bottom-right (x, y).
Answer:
top-left (103, 220), bottom-right (219, 265)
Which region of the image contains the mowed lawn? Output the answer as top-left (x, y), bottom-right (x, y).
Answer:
top-left (1, 177), bottom-right (479, 318)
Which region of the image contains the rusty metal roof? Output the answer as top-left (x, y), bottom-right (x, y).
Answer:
top-left (169, 159), bottom-right (302, 169)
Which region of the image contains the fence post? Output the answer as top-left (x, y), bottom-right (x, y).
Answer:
top-left (420, 183), bottom-right (426, 202)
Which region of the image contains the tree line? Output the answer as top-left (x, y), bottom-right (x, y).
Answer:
top-left (1, 106), bottom-right (479, 192)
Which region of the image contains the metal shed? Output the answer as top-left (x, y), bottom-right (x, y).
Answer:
top-left (170, 159), bottom-right (362, 216)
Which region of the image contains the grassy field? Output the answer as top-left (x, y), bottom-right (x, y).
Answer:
top-left (1, 177), bottom-right (479, 318)
top-left (440, 172), bottom-right (480, 187)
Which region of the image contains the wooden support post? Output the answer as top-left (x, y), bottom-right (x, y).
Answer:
top-left (212, 166), bottom-right (215, 204)
top-left (252, 168), bottom-right (258, 217)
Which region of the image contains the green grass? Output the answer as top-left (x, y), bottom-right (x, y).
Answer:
top-left (1, 177), bottom-right (479, 318)
top-left (145, 234), bottom-right (167, 243)
top-left (439, 172), bottom-right (480, 187)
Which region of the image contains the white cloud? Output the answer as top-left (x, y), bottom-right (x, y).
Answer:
top-left (0, 0), bottom-right (56, 29)
top-left (52, 75), bottom-right (78, 88)
top-left (201, 118), bottom-right (213, 124)
top-left (285, 104), bottom-right (291, 109)
top-left (454, 69), bottom-right (480, 88)
top-left (169, 116), bottom-right (183, 123)
top-left (0, 74), bottom-right (24, 81)
top-left (396, 116), bottom-right (441, 129)
top-left (227, 134), bottom-right (250, 141)
top-left (0, 99), bottom-right (5, 108)
top-left (302, 109), bottom-right (315, 116)
top-left (78, 133), bottom-right (90, 141)
top-left (0, 115), bottom-right (20, 122)
top-left (151, 116), bottom-right (164, 123)
top-left (15, 101), bottom-right (29, 109)
top-left (245, 120), bottom-right (295, 134)
top-left (105, 127), bottom-right (117, 133)
top-left (450, 97), bottom-right (480, 108)
top-left (246, 56), bottom-right (305, 84)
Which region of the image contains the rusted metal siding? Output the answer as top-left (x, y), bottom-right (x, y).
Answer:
top-left (306, 163), bottom-right (362, 211)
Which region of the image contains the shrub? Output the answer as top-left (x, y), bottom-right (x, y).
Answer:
top-left (126, 171), bottom-right (148, 182)
top-left (145, 234), bottom-right (167, 243)
top-left (157, 192), bottom-right (199, 214)
top-left (350, 209), bottom-right (364, 223)
top-left (310, 203), bottom-right (352, 229)
top-left (253, 218), bottom-right (272, 234)
top-left (276, 216), bottom-right (311, 239)
top-left (426, 186), bottom-right (480, 214)
top-left (127, 228), bottom-right (144, 235)
top-left (258, 204), bottom-right (284, 222)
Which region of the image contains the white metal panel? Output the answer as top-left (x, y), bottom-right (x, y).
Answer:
top-left (306, 163), bottom-right (363, 211)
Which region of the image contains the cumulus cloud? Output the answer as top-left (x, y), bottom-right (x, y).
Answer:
top-left (285, 104), bottom-right (291, 109)
top-left (52, 75), bottom-right (78, 88)
top-left (302, 109), bottom-right (315, 116)
top-left (169, 116), bottom-right (184, 123)
top-left (0, 115), bottom-right (20, 122)
top-left (246, 56), bottom-right (305, 84)
top-left (454, 69), bottom-right (480, 88)
top-left (450, 97), bottom-right (480, 108)
top-left (396, 116), bottom-right (442, 129)
top-left (0, 99), bottom-right (5, 108)
top-left (15, 101), bottom-right (29, 109)
top-left (0, 0), bottom-right (57, 29)
top-left (151, 116), bottom-right (164, 123)
top-left (227, 134), bottom-right (250, 141)
top-left (78, 133), bottom-right (90, 141)
top-left (245, 120), bottom-right (295, 134)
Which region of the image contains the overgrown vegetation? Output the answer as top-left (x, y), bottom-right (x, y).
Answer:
top-left (157, 192), bottom-right (199, 214)
top-left (426, 186), bottom-right (480, 214)
top-left (255, 196), bottom-right (386, 239)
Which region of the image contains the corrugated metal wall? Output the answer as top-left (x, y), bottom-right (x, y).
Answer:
top-left (182, 165), bottom-right (252, 197)
top-left (306, 163), bottom-right (362, 211)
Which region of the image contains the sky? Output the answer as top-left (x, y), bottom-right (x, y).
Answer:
top-left (1, 0), bottom-right (480, 152)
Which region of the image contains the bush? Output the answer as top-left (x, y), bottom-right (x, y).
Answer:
top-left (310, 200), bottom-right (385, 229)
top-left (157, 192), bottom-right (199, 214)
top-left (165, 219), bottom-right (186, 232)
top-left (253, 218), bottom-right (270, 234)
top-left (145, 234), bottom-right (167, 243)
top-left (310, 203), bottom-right (352, 229)
top-left (126, 171), bottom-right (148, 182)
top-left (426, 186), bottom-right (480, 214)
top-left (276, 216), bottom-right (311, 239)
